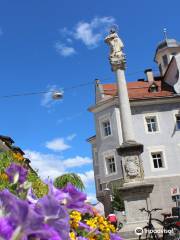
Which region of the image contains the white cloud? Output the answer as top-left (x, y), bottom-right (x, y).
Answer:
top-left (63, 156), bottom-right (92, 168)
top-left (56, 16), bottom-right (116, 55)
top-left (66, 133), bottom-right (76, 141)
top-left (25, 150), bottom-right (65, 179)
top-left (41, 85), bottom-right (62, 108)
top-left (74, 22), bottom-right (101, 48)
top-left (0, 28), bottom-right (3, 36)
top-left (55, 42), bottom-right (76, 57)
top-left (46, 138), bottom-right (70, 152)
top-left (78, 170), bottom-right (94, 185)
top-left (73, 16), bottom-right (115, 48)
top-left (25, 150), bottom-right (93, 180)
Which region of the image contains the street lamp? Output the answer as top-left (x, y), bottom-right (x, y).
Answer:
top-left (52, 91), bottom-right (63, 100)
top-left (104, 182), bottom-right (113, 216)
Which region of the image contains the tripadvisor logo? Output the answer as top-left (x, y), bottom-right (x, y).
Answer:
top-left (135, 227), bottom-right (143, 236)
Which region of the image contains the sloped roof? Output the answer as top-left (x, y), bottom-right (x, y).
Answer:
top-left (102, 78), bottom-right (175, 100)
top-left (0, 135), bottom-right (14, 144)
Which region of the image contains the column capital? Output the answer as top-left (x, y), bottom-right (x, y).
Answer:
top-left (110, 56), bottom-right (126, 71)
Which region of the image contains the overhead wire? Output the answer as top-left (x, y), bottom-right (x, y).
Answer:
top-left (0, 68), bottom-right (160, 99)
top-left (0, 81), bottom-right (94, 99)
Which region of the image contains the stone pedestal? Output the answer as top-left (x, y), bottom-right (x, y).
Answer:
top-left (117, 141), bottom-right (144, 183)
top-left (119, 183), bottom-right (154, 223)
top-left (117, 142), bottom-right (154, 239)
top-left (118, 182), bottom-right (154, 239)
top-left (115, 140), bottom-right (154, 240)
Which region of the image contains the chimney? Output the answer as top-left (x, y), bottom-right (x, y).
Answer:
top-left (95, 79), bottom-right (104, 103)
top-left (144, 69), bottom-right (154, 84)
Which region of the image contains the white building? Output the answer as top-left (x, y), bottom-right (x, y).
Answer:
top-left (88, 38), bottom-right (180, 216)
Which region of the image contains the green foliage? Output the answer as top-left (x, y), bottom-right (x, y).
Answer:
top-left (0, 152), bottom-right (84, 199)
top-left (54, 173), bottom-right (85, 191)
top-left (0, 151), bottom-right (48, 198)
top-left (0, 151), bottom-right (15, 191)
top-left (27, 170), bottom-right (48, 198)
top-left (111, 187), bottom-right (125, 211)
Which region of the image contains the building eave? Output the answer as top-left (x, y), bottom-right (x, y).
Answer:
top-left (87, 135), bottom-right (96, 144)
top-left (88, 94), bottom-right (180, 113)
top-left (0, 135), bottom-right (14, 144)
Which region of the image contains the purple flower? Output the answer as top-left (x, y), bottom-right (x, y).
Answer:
top-left (6, 163), bottom-right (28, 184)
top-left (27, 188), bottom-right (38, 205)
top-left (48, 181), bottom-right (69, 202)
top-left (35, 194), bottom-right (70, 239)
top-left (0, 218), bottom-right (14, 240)
top-left (47, 182), bottom-right (92, 213)
top-left (27, 226), bottom-right (62, 240)
top-left (78, 221), bottom-right (91, 230)
top-left (0, 190), bottom-right (49, 239)
top-left (62, 183), bottom-right (89, 212)
top-left (110, 233), bottom-right (123, 240)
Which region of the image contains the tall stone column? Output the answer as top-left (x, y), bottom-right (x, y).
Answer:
top-left (115, 68), bottom-right (135, 142)
top-left (105, 30), bottom-right (154, 238)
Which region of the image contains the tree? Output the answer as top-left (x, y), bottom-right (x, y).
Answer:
top-left (54, 173), bottom-right (85, 191)
top-left (111, 187), bottom-right (125, 211)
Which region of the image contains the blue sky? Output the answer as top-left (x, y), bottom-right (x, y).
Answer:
top-left (0, 0), bottom-right (180, 202)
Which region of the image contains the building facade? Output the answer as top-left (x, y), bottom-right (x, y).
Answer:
top-left (88, 38), bottom-right (180, 215)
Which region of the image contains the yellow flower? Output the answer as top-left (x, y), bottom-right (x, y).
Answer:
top-left (86, 218), bottom-right (97, 229)
top-left (98, 216), bottom-right (104, 223)
top-left (13, 152), bottom-right (24, 161)
top-left (69, 232), bottom-right (76, 240)
top-left (0, 173), bottom-right (9, 181)
top-left (70, 211), bottom-right (82, 229)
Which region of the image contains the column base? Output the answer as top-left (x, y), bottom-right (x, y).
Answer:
top-left (118, 182), bottom-right (156, 239)
top-left (119, 182), bottom-right (154, 223)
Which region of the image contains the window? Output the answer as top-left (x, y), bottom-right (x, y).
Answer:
top-left (102, 120), bottom-right (111, 137)
top-left (145, 116), bottom-right (158, 132)
top-left (151, 152), bottom-right (164, 169)
top-left (162, 54), bottom-right (168, 67)
top-left (176, 115), bottom-right (180, 130)
top-left (149, 83), bottom-right (158, 93)
top-left (106, 156), bottom-right (116, 174)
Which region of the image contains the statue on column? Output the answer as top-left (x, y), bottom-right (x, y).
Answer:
top-left (105, 29), bottom-right (126, 69)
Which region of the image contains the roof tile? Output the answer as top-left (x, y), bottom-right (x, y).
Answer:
top-left (102, 79), bottom-right (174, 100)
